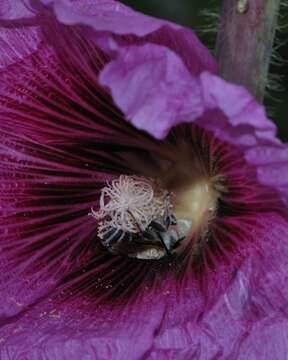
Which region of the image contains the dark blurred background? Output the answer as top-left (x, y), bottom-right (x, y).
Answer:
top-left (122, 0), bottom-right (288, 141)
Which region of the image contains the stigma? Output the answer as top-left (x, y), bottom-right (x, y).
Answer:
top-left (91, 175), bottom-right (172, 234)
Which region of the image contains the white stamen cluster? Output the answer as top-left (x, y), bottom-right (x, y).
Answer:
top-left (90, 175), bottom-right (172, 238)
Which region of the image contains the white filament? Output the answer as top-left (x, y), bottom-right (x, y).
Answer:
top-left (91, 175), bottom-right (172, 236)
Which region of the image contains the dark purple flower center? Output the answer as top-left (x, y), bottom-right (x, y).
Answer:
top-left (0, 19), bottom-right (284, 309)
top-left (57, 123), bottom-right (282, 305)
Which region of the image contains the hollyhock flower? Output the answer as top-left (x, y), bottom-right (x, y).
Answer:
top-left (1, 0), bottom-right (288, 358)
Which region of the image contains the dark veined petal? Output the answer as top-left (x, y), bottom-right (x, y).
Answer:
top-left (0, 17), bottom-right (172, 357)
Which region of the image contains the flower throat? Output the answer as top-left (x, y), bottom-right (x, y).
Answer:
top-left (91, 169), bottom-right (219, 260)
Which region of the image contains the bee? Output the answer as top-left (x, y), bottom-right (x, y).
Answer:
top-left (100, 213), bottom-right (184, 259)
top-left (91, 175), bottom-right (190, 259)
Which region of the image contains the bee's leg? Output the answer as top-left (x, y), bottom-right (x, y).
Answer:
top-left (156, 232), bottom-right (172, 256)
top-left (142, 230), bottom-right (156, 241)
top-left (127, 210), bottom-right (144, 233)
top-left (132, 230), bottom-right (157, 246)
top-left (165, 214), bottom-right (177, 227)
top-left (133, 239), bottom-right (157, 246)
top-left (102, 228), bottom-right (125, 247)
top-left (150, 220), bottom-right (166, 232)
top-left (147, 221), bottom-right (173, 255)
top-left (126, 232), bottom-right (133, 242)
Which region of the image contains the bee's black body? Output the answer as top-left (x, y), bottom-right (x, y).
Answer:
top-left (100, 214), bottom-right (184, 258)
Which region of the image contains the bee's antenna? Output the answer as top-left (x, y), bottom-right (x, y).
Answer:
top-left (156, 233), bottom-right (172, 257)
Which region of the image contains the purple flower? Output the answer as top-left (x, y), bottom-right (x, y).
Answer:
top-left (1, 0), bottom-right (288, 359)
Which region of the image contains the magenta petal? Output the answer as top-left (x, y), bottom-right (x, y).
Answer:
top-left (39, 0), bottom-right (217, 76)
top-left (245, 146), bottom-right (288, 195)
top-left (31, 0), bottom-right (217, 139)
top-left (100, 43), bottom-right (204, 139)
top-left (0, 26), bottom-right (40, 69)
top-left (195, 72), bottom-right (288, 198)
top-left (257, 163), bottom-right (288, 187)
top-left (0, 294), bottom-right (166, 359)
top-left (246, 146), bottom-right (288, 165)
top-left (199, 72), bottom-right (277, 144)
top-left (150, 213), bottom-right (288, 359)
top-left (1, 2), bottom-right (288, 358)
top-left (0, 0), bottom-right (34, 19)
top-left (41, 0), bottom-right (170, 36)
top-left (0, 1), bottom-right (41, 69)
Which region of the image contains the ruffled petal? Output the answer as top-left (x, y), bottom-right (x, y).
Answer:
top-left (245, 146), bottom-right (288, 198)
top-left (23, 0), bottom-right (287, 203)
top-left (21, 0), bottom-right (215, 141)
top-left (101, 59), bottom-right (288, 199)
top-left (40, 0), bottom-right (168, 36)
top-left (196, 73), bottom-right (288, 199)
top-left (37, 0), bottom-right (217, 75)
top-left (0, 0), bottom-right (33, 19)
top-left (0, 295), bottom-right (165, 359)
top-left (0, 1), bottom-right (41, 69)
top-left (199, 72), bottom-right (278, 145)
top-left (99, 43), bottom-right (204, 139)
top-left (150, 213), bottom-right (288, 359)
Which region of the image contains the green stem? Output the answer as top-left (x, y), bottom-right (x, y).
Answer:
top-left (215, 0), bottom-right (281, 102)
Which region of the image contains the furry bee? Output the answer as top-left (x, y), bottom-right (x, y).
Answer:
top-left (100, 213), bottom-right (184, 259)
